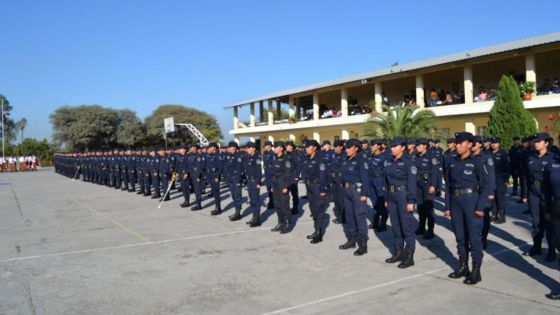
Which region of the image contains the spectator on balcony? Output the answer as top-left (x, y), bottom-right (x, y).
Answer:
top-left (443, 91), bottom-right (453, 105)
top-left (475, 88), bottom-right (488, 102)
top-left (539, 78), bottom-right (553, 95)
top-left (382, 92), bottom-right (390, 105)
top-left (553, 77), bottom-right (560, 93)
top-left (428, 88), bottom-right (439, 107)
top-left (487, 87), bottom-right (497, 101)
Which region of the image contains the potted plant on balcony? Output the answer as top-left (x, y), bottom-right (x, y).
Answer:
top-left (519, 81), bottom-right (536, 101)
top-left (288, 117), bottom-right (296, 124)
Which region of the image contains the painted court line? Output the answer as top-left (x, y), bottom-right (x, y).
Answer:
top-left (261, 244), bottom-right (524, 315)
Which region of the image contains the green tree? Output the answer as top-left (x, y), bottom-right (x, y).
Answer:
top-left (144, 104), bottom-right (222, 145)
top-left (0, 94), bottom-right (17, 144)
top-left (486, 75), bottom-right (537, 149)
top-left (15, 118), bottom-right (27, 154)
top-left (115, 109), bottom-right (146, 147)
top-left (363, 105), bottom-right (439, 139)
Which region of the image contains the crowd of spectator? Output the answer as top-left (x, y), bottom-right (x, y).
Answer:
top-left (0, 155), bottom-right (40, 172)
top-left (538, 77), bottom-right (560, 95)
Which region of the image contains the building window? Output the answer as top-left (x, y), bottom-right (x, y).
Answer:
top-left (478, 126), bottom-right (487, 136)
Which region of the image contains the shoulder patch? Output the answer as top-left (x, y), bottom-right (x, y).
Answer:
top-left (487, 157), bottom-right (494, 166)
top-left (363, 162), bottom-right (369, 170)
top-left (320, 163), bottom-right (326, 171)
top-left (286, 161), bottom-right (291, 168)
top-left (411, 165), bottom-right (417, 175)
top-left (237, 157), bottom-right (242, 163)
top-left (432, 158), bottom-right (438, 165)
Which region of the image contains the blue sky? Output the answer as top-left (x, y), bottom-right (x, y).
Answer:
top-left (1, 0), bottom-right (558, 142)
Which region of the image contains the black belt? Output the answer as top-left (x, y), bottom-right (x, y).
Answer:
top-left (452, 188), bottom-right (477, 196)
top-left (305, 179), bottom-right (320, 185)
top-left (344, 182), bottom-right (362, 189)
top-left (531, 180), bottom-right (541, 188)
top-left (370, 174), bottom-right (383, 179)
top-left (388, 185), bottom-right (406, 192)
top-left (418, 173), bottom-right (430, 180)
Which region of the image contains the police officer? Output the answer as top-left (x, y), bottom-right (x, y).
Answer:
top-left (339, 139), bottom-right (370, 256)
top-left (270, 141), bottom-right (294, 234)
top-left (510, 136), bottom-right (523, 196)
top-left (445, 132), bottom-right (491, 285)
top-left (489, 137), bottom-right (510, 224)
top-left (301, 140), bottom-right (329, 244)
top-left (543, 153), bottom-right (560, 300)
top-left (242, 141), bottom-right (262, 227)
top-left (223, 141), bottom-right (243, 221)
top-left (286, 141), bottom-right (301, 214)
top-left (189, 144), bottom-right (206, 211)
top-left (367, 139), bottom-right (388, 232)
top-left (263, 141), bottom-right (275, 210)
top-left (136, 148), bottom-right (147, 195)
top-left (523, 132), bottom-right (556, 262)
top-left (127, 148), bottom-right (137, 192)
top-left (413, 137), bottom-right (439, 239)
top-left (472, 136), bottom-right (496, 250)
top-left (177, 145), bottom-right (190, 207)
top-left (320, 140), bottom-right (335, 202)
top-left (143, 148), bottom-right (154, 197)
top-left (205, 143), bottom-right (223, 215)
top-left (151, 148), bottom-right (163, 199)
top-left (384, 137), bottom-right (417, 268)
top-left (331, 140), bottom-right (346, 224)
top-left (159, 148), bottom-right (174, 201)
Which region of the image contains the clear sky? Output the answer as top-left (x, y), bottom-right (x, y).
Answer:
top-left (1, 0), bottom-right (558, 143)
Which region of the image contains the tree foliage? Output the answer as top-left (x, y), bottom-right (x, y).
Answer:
top-left (0, 94), bottom-right (17, 143)
top-left (144, 104), bottom-right (222, 146)
top-left (9, 138), bottom-right (54, 165)
top-left (486, 75), bottom-right (536, 149)
top-left (363, 105), bottom-right (439, 139)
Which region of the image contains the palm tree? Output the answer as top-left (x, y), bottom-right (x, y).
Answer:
top-left (16, 118), bottom-right (27, 155)
top-left (363, 105), bottom-right (439, 139)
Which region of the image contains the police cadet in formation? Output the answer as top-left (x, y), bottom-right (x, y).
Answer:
top-left (270, 141), bottom-right (294, 234)
top-left (223, 141), bottom-right (243, 221)
top-left (242, 141), bottom-right (262, 227)
top-left (445, 132), bottom-right (491, 285)
top-left (320, 140), bottom-right (335, 202)
top-left (367, 139), bottom-right (389, 232)
top-left (121, 148), bottom-right (129, 191)
top-left (150, 148), bottom-right (162, 199)
top-left (205, 143), bottom-right (223, 215)
top-left (413, 138), bottom-right (439, 239)
top-left (339, 139), bottom-right (370, 256)
top-left (136, 148), bottom-right (147, 195)
top-left (330, 140), bottom-right (346, 224)
top-left (383, 137), bottom-right (417, 268)
top-left (543, 152), bottom-right (560, 300)
top-left (518, 137), bottom-right (531, 206)
top-left (128, 148), bottom-right (138, 192)
top-left (176, 145), bottom-right (190, 207)
top-left (301, 140), bottom-right (330, 244)
top-left (471, 136), bottom-right (496, 250)
top-left (189, 144), bottom-right (205, 211)
top-left (262, 141), bottom-right (275, 210)
top-left (489, 137), bottom-right (511, 224)
top-left (285, 141), bottom-right (301, 214)
top-left (523, 132), bottom-right (557, 261)
top-left (510, 136), bottom-right (523, 197)
top-left (144, 148), bottom-right (154, 197)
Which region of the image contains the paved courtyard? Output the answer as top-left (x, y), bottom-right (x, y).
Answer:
top-left (1, 169), bottom-right (559, 314)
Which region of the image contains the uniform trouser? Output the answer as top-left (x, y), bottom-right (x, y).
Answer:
top-left (179, 172), bottom-right (189, 202)
top-left (152, 172), bottom-right (161, 195)
top-left (192, 176), bottom-right (203, 204)
top-left (114, 169), bottom-right (121, 187)
top-left (289, 182), bottom-right (299, 209)
top-left (144, 173), bottom-right (151, 194)
top-left (272, 179), bottom-right (290, 224)
top-left (369, 177), bottom-right (388, 224)
top-left (137, 170), bottom-right (144, 191)
top-left (265, 175), bottom-right (274, 207)
top-left (161, 173), bottom-right (169, 195)
top-left (492, 179), bottom-right (507, 217)
top-left (482, 205), bottom-right (491, 243)
top-left (343, 187), bottom-right (368, 241)
top-left (227, 178), bottom-right (242, 209)
top-left (110, 170), bottom-right (116, 186)
top-left (208, 176), bottom-right (221, 207)
top-left (450, 192), bottom-right (483, 263)
top-left (122, 168), bottom-right (129, 188)
top-left (417, 181), bottom-right (435, 231)
top-left (528, 189), bottom-right (554, 248)
top-left (512, 170), bottom-right (520, 193)
top-left (307, 183), bottom-right (328, 231)
top-left (552, 199), bottom-right (560, 253)
top-left (519, 174), bottom-right (527, 199)
top-left (128, 169), bottom-right (136, 189)
top-left (247, 179), bottom-right (261, 218)
top-left (331, 177), bottom-right (344, 221)
top-left (387, 191), bottom-right (417, 251)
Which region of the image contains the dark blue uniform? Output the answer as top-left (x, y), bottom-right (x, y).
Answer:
top-left (263, 148), bottom-right (275, 209)
top-left (490, 147), bottom-right (510, 223)
top-left (189, 151), bottom-right (205, 210)
top-left (413, 149), bottom-right (439, 237)
top-left (367, 150), bottom-right (388, 231)
top-left (543, 154), bottom-right (560, 265)
top-left (301, 148), bottom-right (329, 241)
top-left (205, 151), bottom-right (223, 213)
top-left (223, 150), bottom-right (243, 214)
top-left (287, 149), bottom-right (301, 213)
top-left (270, 148), bottom-right (294, 234)
top-left (242, 150), bottom-right (262, 224)
top-left (331, 150), bottom-right (346, 225)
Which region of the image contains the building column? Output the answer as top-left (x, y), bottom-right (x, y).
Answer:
top-left (249, 136), bottom-right (255, 142)
top-left (465, 121), bottom-right (476, 134)
top-left (341, 129), bottom-right (349, 140)
top-left (289, 96), bottom-right (295, 120)
top-left (289, 134), bottom-right (296, 142)
top-left (259, 101), bottom-right (264, 122)
top-left (341, 88), bottom-right (348, 117)
top-left (276, 99), bottom-right (282, 119)
top-left (313, 131), bottom-right (320, 142)
top-left (267, 99), bottom-right (274, 125)
top-left (234, 137), bottom-right (240, 144)
top-left (295, 99), bottom-right (301, 120)
top-left (249, 102), bottom-right (255, 127)
top-left (313, 93), bottom-right (319, 121)
top-left (415, 74), bottom-right (425, 108)
top-left (233, 106), bottom-right (239, 130)
top-left (464, 65), bottom-right (474, 104)
top-left (526, 53), bottom-right (537, 96)
top-left (374, 81), bottom-right (383, 112)
top-left (268, 134), bottom-right (274, 142)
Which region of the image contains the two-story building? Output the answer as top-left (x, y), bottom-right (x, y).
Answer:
top-left (227, 32), bottom-right (560, 146)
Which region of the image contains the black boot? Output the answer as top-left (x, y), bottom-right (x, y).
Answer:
top-left (353, 240), bottom-right (368, 256)
top-left (377, 219), bottom-right (387, 232)
top-left (246, 216), bottom-right (256, 225)
top-left (423, 229), bottom-right (435, 240)
top-left (279, 218), bottom-right (291, 234)
top-left (370, 216), bottom-right (380, 230)
top-left (210, 205), bottom-right (222, 216)
top-left (291, 206), bottom-right (298, 215)
top-left (229, 207), bottom-right (242, 221)
top-left (448, 256), bottom-right (469, 279)
top-left (163, 195), bottom-right (171, 201)
top-left (311, 229), bottom-right (323, 244)
top-left (180, 200), bottom-right (190, 208)
top-left (271, 223), bottom-right (282, 232)
top-left (137, 189), bottom-right (144, 195)
top-left (546, 249), bottom-right (557, 262)
top-left (307, 229), bottom-right (319, 240)
top-left (523, 240), bottom-right (542, 256)
top-left (398, 248), bottom-right (415, 268)
top-left (339, 237), bottom-right (356, 250)
top-left (464, 261), bottom-right (482, 285)
top-left (385, 246), bottom-right (404, 263)
top-left (191, 203), bottom-right (202, 211)
top-left (415, 226), bottom-right (426, 235)
top-left (546, 291), bottom-right (560, 300)
top-left (249, 216), bottom-right (261, 227)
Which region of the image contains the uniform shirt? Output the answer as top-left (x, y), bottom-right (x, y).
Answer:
top-left (473, 150), bottom-right (496, 195)
top-left (319, 149), bottom-right (335, 173)
top-left (526, 150), bottom-right (555, 184)
top-left (543, 154), bottom-right (560, 214)
top-left (491, 149), bottom-right (511, 181)
top-left (263, 149), bottom-right (275, 178)
top-left (413, 151), bottom-right (439, 187)
top-left (384, 154), bottom-right (416, 203)
top-left (176, 154), bottom-right (187, 174)
top-left (223, 152), bottom-right (242, 183)
top-left (341, 152), bottom-right (370, 197)
top-left (187, 153), bottom-right (205, 180)
top-left (301, 153), bottom-right (329, 193)
top-left (271, 152), bottom-right (293, 190)
top-left (205, 153), bottom-right (223, 180)
top-left (331, 151), bottom-right (346, 181)
top-left (287, 150), bottom-right (301, 179)
top-left (367, 151), bottom-right (386, 178)
top-left (242, 152), bottom-right (262, 185)
top-left (444, 153), bottom-right (491, 211)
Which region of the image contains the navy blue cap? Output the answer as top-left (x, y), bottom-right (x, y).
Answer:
top-left (490, 137), bottom-right (501, 143)
top-left (361, 139), bottom-right (369, 144)
top-left (473, 135), bottom-right (483, 143)
top-left (482, 137), bottom-right (491, 143)
top-left (245, 141), bottom-right (256, 148)
top-left (285, 141), bottom-right (295, 147)
top-left (533, 132), bottom-right (551, 142)
top-left (390, 136), bottom-right (407, 147)
top-left (333, 140), bottom-right (345, 147)
top-left (208, 142), bottom-right (219, 148)
top-left (370, 139), bottom-right (384, 145)
top-left (455, 132), bottom-right (474, 143)
top-left (274, 141), bottom-right (286, 148)
top-left (447, 137), bottom-right (455, 144)
top-left (433, 138), bottom-right (441, 143)
top-left (306, 140), bottom-right (320, 148)
top-left (227, 141), bottom-right (239, 148)
top-left (406, 138), bottom-right (416, 145)
top-left (322, 140), bottom-right (331, 146)
top-left (264, 141), bottom-right (273, 146)
top-left (345, 138), bottom-right (361, 148)
top-left (416, 138), bottom-right (429, 145)
top-left (521, 137), bottom-right (528, 142)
